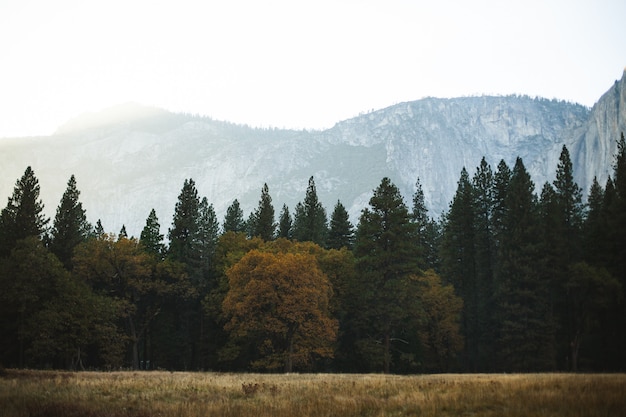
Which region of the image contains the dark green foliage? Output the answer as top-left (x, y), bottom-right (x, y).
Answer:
top-left (248, 183), bottom-right (276, 241)
top-left (352, 177), bottom-right (419, 373)
top-left (48, 175), bottom-right (91, 270)
top-left (410, 178), bottom-right (431, 270)
top-left (223, 199), bottom-right (246, 233)
top-left (140, 209), bottom-right (165, 258)
top-left (0, 167), bottom-right (49, 257)
top-left (292, 176), bottom-right (328, 245)
top-left (584, 177), bottom-right (607, 266)
top-left (494, 158), bottom-right (555, 371)
top-left (327, 200), bottom-right (354, 250)
top-left (168, 179), bottom-right (201, 267)
top-left (93, 219), bottom-right (105, 238)
top-left (470, 158), bottom-right (496, 371)
top-left (0, 237), bottom-right (65, 367)
top-left (198, 197), bottom-right (220, 288)
top-left (440, 167), bottom-right (479, 370)
top-left (277, 204), bottom-right (292, 239)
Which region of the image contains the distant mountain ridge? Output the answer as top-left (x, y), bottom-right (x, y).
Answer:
top-left (1, 71), bottom-right (624, 237)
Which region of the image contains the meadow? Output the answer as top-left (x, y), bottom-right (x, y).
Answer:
top-left (1, 370), bottom-right (625, 417)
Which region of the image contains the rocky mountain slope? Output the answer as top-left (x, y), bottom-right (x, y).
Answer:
top-left (1, 71), bottom-right (624, 237)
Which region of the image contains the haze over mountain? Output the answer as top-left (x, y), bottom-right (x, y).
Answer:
top-left (1, 71), bottom-right (625, 237)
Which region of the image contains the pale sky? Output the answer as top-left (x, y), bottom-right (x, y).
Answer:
top-left (1, 0), bottom-right (625, 137)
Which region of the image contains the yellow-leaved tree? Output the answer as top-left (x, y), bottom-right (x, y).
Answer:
top-left (222, 248), bottom-right (337, 372)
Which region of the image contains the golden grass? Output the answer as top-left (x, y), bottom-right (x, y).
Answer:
top-left (1, 370), bottom-right (625, 417)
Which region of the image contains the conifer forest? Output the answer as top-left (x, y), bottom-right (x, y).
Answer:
top-left (1, 135), bottom-right (626, 374)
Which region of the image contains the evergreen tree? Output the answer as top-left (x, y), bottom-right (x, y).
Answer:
top-left (0, 237), bottom-right (60, 367)
top-left (491, 159), bottom-right (512, 251)
top-left (440, 167), bottom-right (478, 371)
top-left (607, 132), bottom-right (626, 370)
top-left (49, 175), bottom-right (91, 269)
top-left (93, 219), bottom-right (105, 238)
top-left (118, 225), bottom-right (128, 240)
top-left (277, 204), bottom-right (293, 239)
top-left (471, 157), bottom-right (496, 371)
top-left (140, 209), bottom-right (165, 258)
top-left (583, 177), bottom-right (609, 267)
top-left (168, 178), bottom-right (201, 268)
top-left (352, 177), bottom-right (419, 373)
top-left (411, 178), bottom-right (430, 270)
top-left (553, 145), bottom-right (584, 263)
top-left (292, 176), bottom-right (328, 245)
top-left (248, 183), bottom-right (276, 241)
top-left (327, 200), bottom-right (354, 250)
top-left (0, 166), bottom-right (49, 257)
top-left (223, 199), bottom-right (246, 233)
top-left (198, 197), bottom-right (220, 282)
top-left (494, 157), bottom-right (555, 371)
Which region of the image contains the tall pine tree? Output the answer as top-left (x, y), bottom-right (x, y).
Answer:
top-left (327, 200), bottom-right (354, 250)
top-left (494, 157), bottom-right (555, 371)
top-left (0, 166), bottom-right (49, 257)
top-left (440, 167), bottom-right (478, 371)
top-left (223, 199), bottom-right (246, 233)
top-left (168, 178), bottom-right (201, 272)
top-left (292, 176), bottom-right (328, 245)
top-left (140, 208), bottom-right (165, 258)
top-left (277, 204), bottom-right (293, 239)
top-left (49, 175), bottom-right (91, 269)
top-left (248, 183), bottom-right (276, 241)
top-left (353, 177), bottom-right (418, 373)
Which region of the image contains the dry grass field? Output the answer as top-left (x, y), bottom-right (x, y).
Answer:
top-left (1, 370), bottom-right (625, 417)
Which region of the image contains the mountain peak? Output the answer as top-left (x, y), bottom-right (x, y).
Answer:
top-left (55, 102), bottom-right (170, 135)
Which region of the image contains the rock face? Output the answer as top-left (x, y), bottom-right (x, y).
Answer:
top-left (1, 71), bottom-right (624, 237)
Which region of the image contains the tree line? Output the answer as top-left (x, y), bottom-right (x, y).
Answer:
top-left (1, 135), bottom-right (625, 373)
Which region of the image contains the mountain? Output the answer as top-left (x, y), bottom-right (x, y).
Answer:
top-left (1, 72), bottom-right (625, 237)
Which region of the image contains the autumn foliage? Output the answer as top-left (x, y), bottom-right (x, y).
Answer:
top-left (222, 244), bottom-right (338, 372)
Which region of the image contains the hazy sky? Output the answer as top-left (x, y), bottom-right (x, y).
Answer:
top-left (1, 0), bottom-right (625, 137)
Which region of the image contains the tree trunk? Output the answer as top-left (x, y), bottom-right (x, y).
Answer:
top-left (383, 330), bottom-right (391, 374)
top-left (129, 317), bottom-right (139, 370)
top-left (571, 331), bottom-right (581, 372)
top-left (285, 336), bottom-right (294, 373)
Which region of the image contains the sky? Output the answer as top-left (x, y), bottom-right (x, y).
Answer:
top-left (0, 0), bottom-right (625, 137)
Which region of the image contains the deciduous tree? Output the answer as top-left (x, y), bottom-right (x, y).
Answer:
top-left (222, 249), bottom-right (337, 372)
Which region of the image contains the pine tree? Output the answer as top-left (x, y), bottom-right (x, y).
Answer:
top-left (494, 157), bottom-right (555, 371)
top-left (583, 177), bottom-right (608, 267)
top-left (168, 179), bottom-right (201, 267)
top-left (198, 197), bottom-right (220, 283)
top-left (327, 200), bottom-right (354, 250)
top-left (0, 166), bottom-right (49, 257)
top-left (553, 145), bottom-right (584, 263)
top-left (248, 183), bottom-right (276, 241)
top-left (440, 167), bottom-right (478, 371)
top-left (277, 204), bottom-right (293, 239)
top-left (140, 209), bottom-right (165, 258)
top-left (223, 199), bottom-right (246, 233)
top-left (292, 176), bottom-right (328, 245)
top-left (118, 225), bottom-right (128, 240)
top-left (49, 175), bottom-right (91, 269)
top-left (353, 177), bottom-right (418, 373)
top-left (491, 159), bottom-right (511, 251)
top-left (607, 132), bottom-right (626, 370)
top-left (93, 219), bottom-right (105, 238)
top-left (471, 157), bottom-right (496, 371)
top-left (411, 178), bottom-right (430, 270)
